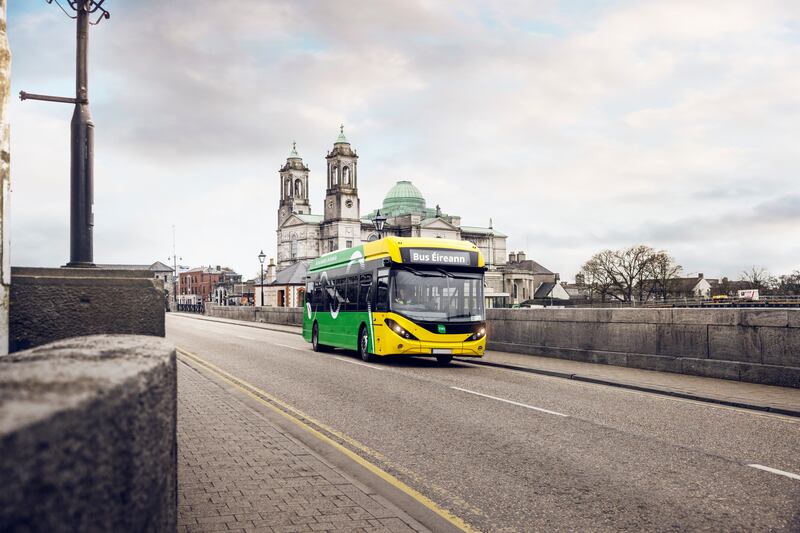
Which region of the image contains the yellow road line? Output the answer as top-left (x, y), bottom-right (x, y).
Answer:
top-left (177, 347), bottom-right (481, 533)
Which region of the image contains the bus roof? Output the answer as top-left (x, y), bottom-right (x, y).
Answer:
top-left (307, 236), bottom-right (485, 272)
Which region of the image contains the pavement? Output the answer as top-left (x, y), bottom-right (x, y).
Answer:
top-left (178, 354), bottom-right (444, 533)
top-left (174, 312), bottom-right (800, 417)
top-left (169, 313), bottom-right (800, 532)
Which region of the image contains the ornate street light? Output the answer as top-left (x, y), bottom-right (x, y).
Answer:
top-left (373, 210), bottom-right (387, 239)
top-left (258, 250), bottom-right (266, 307)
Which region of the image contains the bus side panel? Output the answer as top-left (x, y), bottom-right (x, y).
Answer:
top-left (314, 311), bottom-right (369, 350)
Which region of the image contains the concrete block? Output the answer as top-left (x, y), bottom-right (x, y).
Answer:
top-left (759, 328), bottom-right (789, 367)
top-left (625, 352), bottom-right (682, 373)
top-left (680, 358), bottom-right (741, 381)
top-left (655, 324), bottom-right (707, 358)
top-left (782, 329), bottom-right (800, 367)
top-left (708, 325), bottom-right (761, 363)
top-left (9, 267), bottom-right (165, 352)
top-left (738, 363), bottom-right (800, 388)
top-left (788, 310), bottom-right (800, 328)
top-left (586, 350), bottom-right (628, 367)
top-left (605, 323), bottom-right (658, 354)
top-left (673, 308), bottom-right (740, 326)
top-left (0, 335), bottom-right (177, 531)
top-left (610, 308), bottom-right (671, 324)
top-left (740, 310), bottom-right (788, 327)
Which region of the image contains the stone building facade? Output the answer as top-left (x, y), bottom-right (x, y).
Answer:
top-left (275, 127), bottom-right (563, 307)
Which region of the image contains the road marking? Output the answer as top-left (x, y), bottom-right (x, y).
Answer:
top-left (176, 347), bottom-right (481, 533)
top-left (275, 343), bottom-right (303, 351)
top-left (747, 464), bottom-right (800, 481)
top-left (232, 334), bottom-right (258, 341)
top-left (450, 387), bottom-right (568, 417)
top-left (334, 357), bottom-right (383, 370)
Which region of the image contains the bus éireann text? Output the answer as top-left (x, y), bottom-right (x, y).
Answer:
top-left (302, 237), bottom-right (486, 364)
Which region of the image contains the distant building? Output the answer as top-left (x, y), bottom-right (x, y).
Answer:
top-left (498, 252), bottom-right (563, 306)
top-left (275, 129), bottom-right (507, 269)
top-left (254, 261), bottom-right (308, 308)
top-left (179, 265), bottom-right (241, 305)
top-left (273, 127), bottom-right (569, 308)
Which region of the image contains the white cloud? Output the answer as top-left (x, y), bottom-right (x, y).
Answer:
top-left (6, 0), bottom-right (800, 279)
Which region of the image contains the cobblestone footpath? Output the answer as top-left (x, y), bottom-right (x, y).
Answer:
top-left (178, 360), bottom-right (429, 533)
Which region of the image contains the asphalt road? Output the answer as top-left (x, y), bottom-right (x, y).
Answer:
top-left (167, 314), bottom-right (800, 532)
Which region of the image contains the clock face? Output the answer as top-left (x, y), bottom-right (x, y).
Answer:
top-left (345, 199), bottom-right (353, 208)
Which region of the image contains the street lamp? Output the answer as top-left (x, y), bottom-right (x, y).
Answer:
top-left (373, 210), bottom-right (387, 239)
top-left (20, 0), bottom-right (111, 267)
top-left (258, 250), bottom-right (266, 307)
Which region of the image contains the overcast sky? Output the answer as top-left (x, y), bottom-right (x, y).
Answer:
top-left (7, 0), bottom-right (800, 280)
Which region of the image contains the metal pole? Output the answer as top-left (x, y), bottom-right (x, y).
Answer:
top-left (67, 1), bottom-right (94, 266)
top-left (260, 264), bottom-right (264, 307)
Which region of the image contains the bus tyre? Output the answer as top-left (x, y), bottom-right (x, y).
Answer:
top-left (436, 355), bottom-right (453, 366)
top-left (358, 326), bottom-right (373, 363)
top-left (312, 323), bottom-right (326, 352)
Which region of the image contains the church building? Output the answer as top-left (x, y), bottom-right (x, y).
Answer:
top-left (274, 126), bottom-right (561, 307)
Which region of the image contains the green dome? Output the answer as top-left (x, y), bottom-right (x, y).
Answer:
top-left (382, 180), bottom-right (426, 217)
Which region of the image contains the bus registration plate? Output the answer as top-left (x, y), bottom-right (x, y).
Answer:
top-left (432, 349), bottom-right (452, 355)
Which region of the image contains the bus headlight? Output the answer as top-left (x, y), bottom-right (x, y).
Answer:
top-left (469, 327), bottom-right (486, 341)
top-left (384, 319), bottom-right (418, 340)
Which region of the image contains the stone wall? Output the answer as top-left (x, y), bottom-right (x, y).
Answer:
top-left (205, 305), bottom-right (303, 326)
top-left (486, 308), bottom-right (800, 388)
top-left (0, 335), bottom-right (177, 532)
top-left (10, 267), bottom-right (165, 352)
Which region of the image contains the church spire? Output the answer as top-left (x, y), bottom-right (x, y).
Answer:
top-left (289, 141), bottom-right (300, 158)
top-left (335, 124), bottom-right (349, 144)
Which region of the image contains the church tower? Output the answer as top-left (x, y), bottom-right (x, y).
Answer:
top-left (278, 142), bottom-right (310, 227)
top-left (324, 125), bottom-right (360, 222)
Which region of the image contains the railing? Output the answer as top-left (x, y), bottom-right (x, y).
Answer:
top-left (558, 294), bottom-right (800, 309)
top-left (176, 303), bottom-right (205, 314)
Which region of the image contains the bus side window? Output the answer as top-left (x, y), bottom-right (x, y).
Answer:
top-left (376, 271), bottom-right (389, 312)
top-left (347, 276), bottom-right (358, 311)
top-left (359, 274), bottom-right (372, 311)
top-left (306, 282), bottom-right (314, 305)
top-left (334, 278), bottom-right (346, 307)
top-left (313, 283), bottom-right (322, 308)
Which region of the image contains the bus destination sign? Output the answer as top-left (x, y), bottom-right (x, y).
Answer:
top-left (405, 248), bottom-right (473, 266)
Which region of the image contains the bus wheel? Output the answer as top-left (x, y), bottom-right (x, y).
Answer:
top-left (358, 326), bottom-right (373, 363)
top-left (436, 355), bottom-right (453, 366)
top-left (312, 323), bottom-right (326, 352)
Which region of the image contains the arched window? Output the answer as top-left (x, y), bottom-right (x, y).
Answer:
top-left (332, 166), bottom-right (339, 186)
top-left (294, 179), bottom-right (302, 197)
top-left (285, 179), bottom-right (291, 197)
top-left (343, 166), bottom-right (350, 185)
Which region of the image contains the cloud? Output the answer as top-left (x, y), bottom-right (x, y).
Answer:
top-left (6, 0), bottom-right (800, 280)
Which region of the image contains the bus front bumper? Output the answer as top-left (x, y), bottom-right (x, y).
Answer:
top-left (384, 338), bottom-right (486, 357)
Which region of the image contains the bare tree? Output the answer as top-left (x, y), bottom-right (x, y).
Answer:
top-left (579, 245), bottom-right (671, 303)
top-left (740, 267), bottom-right (773, 291)
top-left (643, 252), bottom-right (683, 301)
top-left (776, 271), bottom-right (800, 295)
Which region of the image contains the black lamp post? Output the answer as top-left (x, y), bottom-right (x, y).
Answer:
top-left (20, 0), bottom-right (110, 267)
top-left (258, 250), bottom-right (266, 307)
top-left (373, 210), bottom-right (387, 239)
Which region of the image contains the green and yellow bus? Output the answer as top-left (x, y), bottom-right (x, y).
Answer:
top-left (302, 237), bottom-right (486, 364)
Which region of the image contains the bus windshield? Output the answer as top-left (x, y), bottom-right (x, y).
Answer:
top-left (390, 268), bottom-right (484, 322)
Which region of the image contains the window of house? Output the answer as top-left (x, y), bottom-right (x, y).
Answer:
top-left (346, 240), bottom-right (352, 249)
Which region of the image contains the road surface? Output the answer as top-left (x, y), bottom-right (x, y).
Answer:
top-left (168, 314), bottom-right (800, 532)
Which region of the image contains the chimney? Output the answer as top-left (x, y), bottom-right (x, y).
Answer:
top-left (508, 252), bottom-right (517, 263)
top-left (267, 258), bottom-right (277, 283)
top-left (517, 251), bottom-right (526, 262)
top-left (698, 273), bottom-right (704, 279)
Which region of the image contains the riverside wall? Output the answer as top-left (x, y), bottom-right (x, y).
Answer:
top-left (205, 305), bottom-right (303, 326)
top-left (486, 308), bottom-right (800, 388)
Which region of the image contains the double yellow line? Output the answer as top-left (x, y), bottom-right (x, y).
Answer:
top-left (177, 347), bottom-right (480, 533)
